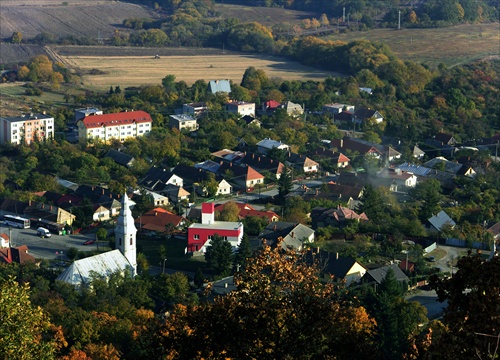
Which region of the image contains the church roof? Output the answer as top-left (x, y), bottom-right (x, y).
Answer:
top-left (56, 250), bottom-right (132, 287)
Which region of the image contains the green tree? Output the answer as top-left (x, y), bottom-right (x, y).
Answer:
top-left (216, 201), bottom-right (240, 222)
top-left (205, 234), bottom-right (233, 276)
top-left (0, 276), bottom-right (56, 359)
top-left (234, 233), bottom-right (252, 270)
top-left (11, 31), bottom-right (22, 44)
top-left (409, 179), bottom-right (443, 220)
top-left (277, 166), bottom-right (293, 204)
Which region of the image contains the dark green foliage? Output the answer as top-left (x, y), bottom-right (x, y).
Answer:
top-left (204, 234), bottom-right (234, 276)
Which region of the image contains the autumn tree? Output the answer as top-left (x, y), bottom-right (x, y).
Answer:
top-left (215, 201), bottom-right (240, 222)
top-left (11, 31), bottom-right (22, 44)
top-left (160, 241), bottom-right (377, 359)
top-left (0, 276), bottom-right (57, 359)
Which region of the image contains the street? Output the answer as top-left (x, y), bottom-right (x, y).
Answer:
top-left (1, 223), bottom-right (98, 261)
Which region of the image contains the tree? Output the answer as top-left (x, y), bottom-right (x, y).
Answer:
top-left (216, 201), bottom-right (240, 222)
top-left (234, 233), bottom-right (252, 270)
top-left (428, 254), bottom-right (500, 359)
top-left (0, 276), bottom-right (57, 359)
top-left (409, 179), bottom-right (444, 220)
top-left (160, 241), bottom-right (377, 359)
top-left (11, 31), bottom-right (22, 44)
top-left (277, 166), bottom-right (293, 204)
top-left (96, 227), bottom-right (108, 242)
top-left (204, 234), bottom-right (233, 276)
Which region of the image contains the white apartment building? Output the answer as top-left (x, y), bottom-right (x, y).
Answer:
top-left (77, 110), bottom-right (152, 143)
top-left (0, 113), bottom-right (54, 145)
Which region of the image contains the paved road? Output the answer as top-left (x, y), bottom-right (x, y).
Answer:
top-left (435, 245), bottom-right (461, 275)
top-left (406, 289), bottom-right (447, 320)
top-left (1, 223), bottom-right (98, 261)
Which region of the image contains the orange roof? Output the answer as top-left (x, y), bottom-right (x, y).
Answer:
top-left (246, 166), bottom-right (264, 181)
top-left (214, 202), bottom-right (254, 212)
top-left (82, 110), bottom-right (152, 129)
top-left (240, 209), bottom-right (279, 222)
top-left (136, 209), bottom-right (185, 232)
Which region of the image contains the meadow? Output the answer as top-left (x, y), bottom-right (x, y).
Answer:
top-left (324, 22), bottom-right (500, 68)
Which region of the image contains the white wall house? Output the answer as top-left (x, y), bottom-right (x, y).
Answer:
top-left (227, 101), bottom-right (256, 117)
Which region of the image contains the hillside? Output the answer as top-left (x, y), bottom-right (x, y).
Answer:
top-left (0, 0), bottom-right (157, 40)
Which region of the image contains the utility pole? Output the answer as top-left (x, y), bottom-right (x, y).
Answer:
top-left (343, 7), bottom-right (345, 23)
top-left (398, 10), bottom-right (401, 30)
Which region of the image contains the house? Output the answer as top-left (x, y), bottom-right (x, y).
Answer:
top-left (260, 222), bottom-right (315, 251)
top-left (169, 114), bottom-right (198, 132)
top-left (172, 164), bottom-right (232, 196)
top-left (311, 206), bottom-right (368, 229)
top-left (435, 132), bottom-right (457, 146)
top-left (285, 152), bottom-right (319, 173)
top-left (240, 152), bottom-right (284, 180)
top-left (143, 190), bottom-right (169, 207)
top-left (208, 79), bottom-right (231, 94)
top-left (217, 162), bottom-right (265, 192)
top-left (303, 249), bottom-right (366, 285)
top-left (413, 145), bottom-right (425, 159)
top-left (105, 149), bottom-right (135, 168)
top-left (162, 184), bottom-right (191, 204)
top-left (182, 102), bottom-right (208, 117)
top-left (214, 202), bottom-right (279, 223)
top-left (256, 138), bottom-right (290, 155)
top-left (359, 87), bottom-right (373, 95)
top-left (330, 137), bottom-right (383, 159)
top-left (424, 157), bottom-right (464, 175)
top-left (73, 186), bottom-right (130, 218)
top-left (310, 147), bottom-right (351, 169)
top-left (377, 168), bottom-right (418, 190)
top-left (361, 264), bottom-right (410, 288)
top-left (353, 108), bottom-right (384, 124)
top-left (226, 101), bottom-right (256, 117)
top-left (399, 259), bottom-right (415, 273)
top-left (0, 245), bottom-right (37, 265)
top-left (0, 113), bottom-right (55, 145)
top-left (241, 115), bottom-right (262, 128)
top-left (261, 100), bottom-right (281, 114)
top-left (423, 138), bottom-right (457, 158)
top-left (74, 107), bottom-right (103, 124)
top-left (281, 101), bottom-right (304, 117)
top-left (135, 208), bottom-right (186, 233)
top-left (427, 210), bottom-right (456, 233)
top-left (187, 203), bottom-right (243, 254)
top-left (77, 110), bottom-right (152, 144)
top-left (0, 233), bottom-right (9, 248)
top-left (322, 103), bottom-right (355, 115)
top-left (211, 149), bottom-right (245, 163)
top-left (140, 167), bottom-right (184, 191)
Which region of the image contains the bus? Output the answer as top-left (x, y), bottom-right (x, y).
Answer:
top-left (3, 215), bottom-right (30, 229)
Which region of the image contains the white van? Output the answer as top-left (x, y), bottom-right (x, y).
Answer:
top-left (37, 227), bottom-right (51, 238)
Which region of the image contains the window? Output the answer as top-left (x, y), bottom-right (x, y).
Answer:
top-left (119, 238), bottom-right (122, 246)
top-left (194, 234), bottom-right (199, 240)
top-left (130, 236), bottom-right (133, 245)
top-left (223, 236), bottom-right (228, 241)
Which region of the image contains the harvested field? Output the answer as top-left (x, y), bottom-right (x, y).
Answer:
top-left (60, 51), bottom-right (341, 90)
top-left (324, 23), bottom-right (500, 68)
top-left (0, 44), bottom-right (48, 65)
top-left (0, 1), bottom-right (156, 40)
top-left (214, 3), bottom-right (319, 27)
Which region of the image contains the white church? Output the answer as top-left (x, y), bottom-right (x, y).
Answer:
top-left (57, 193), bottom-right (137, 287)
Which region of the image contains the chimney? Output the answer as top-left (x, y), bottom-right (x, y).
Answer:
top-left (220, 161), bottom-right (223, 165)
top-left (42, 203), bottom-right (44, 209)
top-left (224, 283), bottom-right (228, 288)
top-left (50, 205), bottom-right (52, 211)
top-left (118, 194), bottom-right (121, 198)
top-left (291, 232), bottom-right (294, 238)
top-left (110, 194), bottom-right (112, 198)
top-left (92, 186), bottom-right (95, 191)
top-left (155, 211), bottom-right (157, 216)
top-left (252, 154), bottom-right (254, 159)
top-left (230, 163), bottom-right (232, 167)
top-left (102, 189), bottom-right (105, 195)
top-left (274, 224), bottom-right (277, 231)
top-left (29, 200), bottom-right (32, 206)
top-left (340, 139), bottom-right (343, 148)
top-left (69, 200), bottom-right (71, 204)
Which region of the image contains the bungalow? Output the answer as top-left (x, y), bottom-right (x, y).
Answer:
top-left (256, 138), bottom-right (290, 155)
top-left (172, 164), bottom-right (231, 196)
top-left (261, 100), bottom-right (281, 114)
top-left (427, 210), bottom-right (456, 233)
top-left (140, 167), bottom-right (184, 191)
top-left (187, 203), bottom-right (243, 254)
top-left (260, 222), bottom-right (315, 251)
top-left (310, 147), bottom-right (350, 169)
top-left (435, 132), bottom-right (457, 146)
top-left (353, 108), bottom-right (384, 124)
top-left (361, 264), bottom-right (410, 288)
top-left (377, 168), bottom-right (418, 189)
top-left (311, 206), bottom-right (368, 229)
top-left (217, 162), bottom-right (265, 192)
top-left (285, 152), bottom-right (319, 173)
top-left (241, 115), bottom-right (262, 128)
top-left (135, 208), bottom-right (186, 233)
top-left (303, 249), bottom-right (366, 285)
top-left (281, 101), bottom-right (304, 117)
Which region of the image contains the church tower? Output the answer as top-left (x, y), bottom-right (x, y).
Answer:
top-left (115, 193), bottom-right (137, 276)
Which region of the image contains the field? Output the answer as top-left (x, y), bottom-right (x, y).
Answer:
top-left (0, 0), bottom-right (156, 40)
top-left (214, 3), bottom-right (319, 27)
top-left (324, 22), bottom-right (500, 68)
top-left (55, 48), bottom-right (341, 90)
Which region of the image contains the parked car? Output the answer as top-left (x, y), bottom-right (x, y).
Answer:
top-left (83, 240), bottom-right (95, 245)
top-left (428, 256), bottom-right (436, 262)
top-left (37, 227), bottom-right (51, 238)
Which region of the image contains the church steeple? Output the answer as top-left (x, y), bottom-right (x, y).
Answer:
top-left (114, 193), bottom-right (137, 276)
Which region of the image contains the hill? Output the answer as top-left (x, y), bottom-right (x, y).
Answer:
top-left (0, 0), bottom-right (157, 40)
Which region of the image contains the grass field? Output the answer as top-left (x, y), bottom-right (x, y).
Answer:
top-left (62, 53), bottom-right (341, 90)
top-left (324, 23), bottom-right (500, 68)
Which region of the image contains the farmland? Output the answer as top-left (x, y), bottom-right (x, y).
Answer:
top-left (0, 0), bottom-right (156, 40)
top-left (323, 22), bottom-right (500, 68)
top-left (54, 48), bottom-right (342, 90)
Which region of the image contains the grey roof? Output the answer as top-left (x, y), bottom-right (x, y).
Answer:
top-left (303, 250), bottom-right (360, 279)
top-left (428, 210), bottom-right (456, 231)
top-left (210, 276), bottom-right (236, 296)
top-left (365, 264), bottom-right (409, 285)
top-left (396, 163), bottom-right (432, 176)
top-left (256, 138), bottom-right (289, 150)
top-left (105, 149), bottom-right (134, 167)
top-left (424, 157), bottom-right (463, 175)
top-left (56, 250), bottom-right (132, 287)
top-left (208, 80), bottom-right (231, 94)
top-left (0, 113), bottom-right (53, 123)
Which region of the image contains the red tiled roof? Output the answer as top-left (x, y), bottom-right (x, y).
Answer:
top-left (214, 202), bottom-right (254, 212)
top-left (264, 100), bottom-right (281, 109)
top-left (0, 248), bottom-right (12, 264)
top-left (82, 110), bottom-right (152, 129)
top-left (240, 209), bottom-right (279, 222)
top-left (246, 166), bottom-right (265, 181)
top-left (136, 208), bottom-right (185, 232)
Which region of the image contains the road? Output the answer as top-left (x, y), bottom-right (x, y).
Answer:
top-left (435, 245), bottom-right (461, 275)
top-left (406, 289), bottom-right (447, 320)
top-left (1, 223), bottom-right (98, 261)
